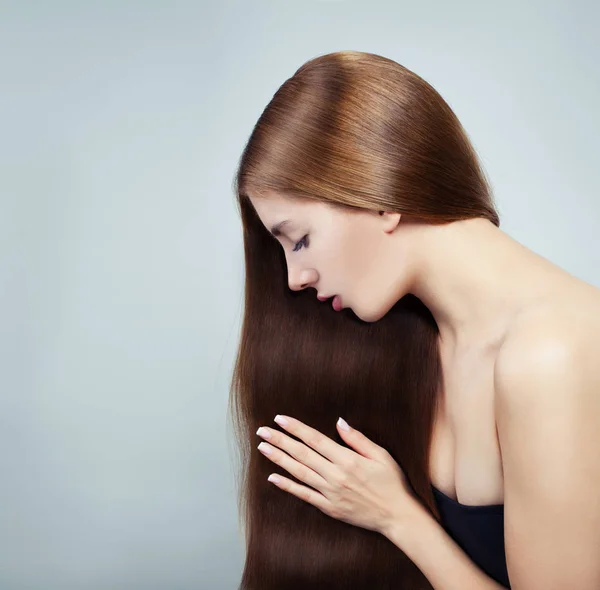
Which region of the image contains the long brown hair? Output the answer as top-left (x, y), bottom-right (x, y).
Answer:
top-left (228, 50), bottom-right (500, 589)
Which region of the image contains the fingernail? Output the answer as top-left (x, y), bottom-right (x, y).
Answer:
top-left (258, 442), bottom-right (272, 454)
top-left (274, 415), bottom-right (289, 426)
top-left (337, 417), bottom-right (350, 431)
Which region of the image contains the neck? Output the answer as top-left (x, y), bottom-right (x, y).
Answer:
top-left (404, 217), bottom-right (560, 353)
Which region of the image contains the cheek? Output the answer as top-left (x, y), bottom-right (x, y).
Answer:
top-left (332, 244), bottom-right (372, 305)
top-left (351, 235), bottom-right (392, 307)
top-left (351, 237), bottom-right (379, 278)
top-left (326, 224), bottom-right (378, 292)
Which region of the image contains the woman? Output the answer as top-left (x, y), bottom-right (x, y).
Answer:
top-left (228, 50), bottom-right (600, 589)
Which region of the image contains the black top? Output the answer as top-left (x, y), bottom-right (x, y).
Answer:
top-left (431, 485), bottom-right (510, 588)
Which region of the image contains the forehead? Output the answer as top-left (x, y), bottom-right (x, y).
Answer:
top-left (249, 192), bottom-right (295, 218)
top-left (249, 193), bottom-right (329, 232)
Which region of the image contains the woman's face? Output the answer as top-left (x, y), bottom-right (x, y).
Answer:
top-left (248, 192), bottom-right (405, 322)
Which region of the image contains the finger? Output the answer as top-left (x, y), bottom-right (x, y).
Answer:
top-left (258, 442), bottom-right (328, 491)
top-left (336, 417), bottom-right (389, 461)
top-left (273, 415), bottom-right (356, 465)
top-left (267, 472), bottom-right (336, 517)
top-left (258, 426), bottom-right (336, 480)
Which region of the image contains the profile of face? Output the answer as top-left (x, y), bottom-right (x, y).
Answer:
top-left (248, 192), bottom-right (406, 322)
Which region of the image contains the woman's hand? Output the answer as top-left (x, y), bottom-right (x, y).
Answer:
top-left (255, 414), bottom-right (423, 536)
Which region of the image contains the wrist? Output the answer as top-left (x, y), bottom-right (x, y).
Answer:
top-left (381, 496), bottom-right (432, 548)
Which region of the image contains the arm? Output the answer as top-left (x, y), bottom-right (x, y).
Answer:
top-left (383, 505), bottom-right (508, 590)
top-left (493, 320), bottom-right (600, 589)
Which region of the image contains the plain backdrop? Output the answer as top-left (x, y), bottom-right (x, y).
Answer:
top-left (1, 1), bottom-right (598, 589)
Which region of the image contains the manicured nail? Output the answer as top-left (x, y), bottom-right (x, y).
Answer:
top-left (268, 474), bottom-right (281, 484)
top-left (274, 415), bottom-right (289, 426)
top-left (258, 442), bottom-right (272, 454)
top-left (337, 417), bottom-right (350, 431)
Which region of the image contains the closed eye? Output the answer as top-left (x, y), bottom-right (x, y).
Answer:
top-left (292, 235), bottom-right (308, 253)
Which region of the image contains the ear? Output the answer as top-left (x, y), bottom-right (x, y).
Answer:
top-left (378, 211), bottom-right (402, 233)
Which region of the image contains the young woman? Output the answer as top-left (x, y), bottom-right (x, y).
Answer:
top-left (228, 50), bottom-right (600, 589)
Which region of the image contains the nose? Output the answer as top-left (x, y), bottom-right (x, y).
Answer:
top-left (288, 267), bottom-right (317, 292)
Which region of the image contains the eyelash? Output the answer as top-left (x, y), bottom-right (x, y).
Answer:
top-left (292, 235), bottom-right (308, 252)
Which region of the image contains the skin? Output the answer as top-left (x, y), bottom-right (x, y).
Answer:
top-left (249, 191), bottom-right (579, 353)
top-left (247, 191), bottom-right (600, 587)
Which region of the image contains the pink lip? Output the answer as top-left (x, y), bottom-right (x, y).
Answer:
top-left (317, 293), bottom-right (343, 310)
top-left (332, 294), bottom-right (342, 311)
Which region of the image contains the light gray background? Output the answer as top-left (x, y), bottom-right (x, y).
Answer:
top-left (1, 1), bottom-right (598, 589)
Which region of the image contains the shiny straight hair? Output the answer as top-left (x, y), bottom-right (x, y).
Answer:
top-left (228, 50), bottom-right (500, 589)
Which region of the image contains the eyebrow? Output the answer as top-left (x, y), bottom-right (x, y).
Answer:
top-left (270, 219), bottom-right (292, 237)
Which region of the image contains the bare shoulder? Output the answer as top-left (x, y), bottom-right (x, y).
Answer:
top-left (495, 279), bottom-right (600, 401)
top-left (492, 280), bottom-right (600, 589)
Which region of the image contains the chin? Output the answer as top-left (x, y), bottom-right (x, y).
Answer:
top-left (356, 303), bottom-right (392, 323)
top-left (353, 307), bottom-right (382, 323)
